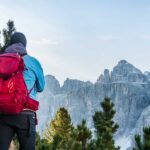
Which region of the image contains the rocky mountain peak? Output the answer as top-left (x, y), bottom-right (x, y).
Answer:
top-left (111, 60), bottom-right (143, 82)
top-left (61, 78), bottom-right (92, 93)
top-left (97, 69), bottom-right (111, 83)
top-left (45, 75), bottom-right (60, 94)
top-left (113, 60), bottom-right (142, 74)
top-left (118, 60), bottom-right (129, 65)
top-left (97, 60), bottom-right (146, 83)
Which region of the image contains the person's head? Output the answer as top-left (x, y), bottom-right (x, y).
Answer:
top-left (10, 32), bottom-right (27, 48)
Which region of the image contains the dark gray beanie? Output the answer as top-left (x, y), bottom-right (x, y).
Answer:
top-left (10, 32), bottom-right (27, 47)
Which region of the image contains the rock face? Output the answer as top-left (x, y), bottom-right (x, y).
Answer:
top-left (97, 69), bottom-right (111, 83)
top-left (37, 60), bottom-right (150, 150)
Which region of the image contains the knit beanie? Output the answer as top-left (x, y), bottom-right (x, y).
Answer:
top-left (10, 32), bottom-right (27, 47)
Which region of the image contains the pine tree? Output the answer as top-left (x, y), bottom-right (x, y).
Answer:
top-left (62, 119), bottom-right (92, 150)
top-left (0, 20), bottom-right (16, 52)
top-left (39, 139), bottom-right (52, 150)
top-left (36, 132), bottom-right (41, 150)
top-left (133, 126), bottom-right (150, 150)
top-left (75, 119), bottom-right (92, 150)
top-left (93, 97), bottom-right (119, 150)
top-left (44, 107), bottom-right (73, 148)
top-left (35, 132), bottom-right (51, 150)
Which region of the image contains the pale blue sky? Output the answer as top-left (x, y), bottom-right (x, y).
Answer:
top-left (0, 0), bottom-right (150, 84)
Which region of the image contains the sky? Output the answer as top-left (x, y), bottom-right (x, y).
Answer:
top-left (0, 0), bottom-right (150, 85)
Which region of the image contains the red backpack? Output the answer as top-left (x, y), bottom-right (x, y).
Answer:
top-left (0, 53), bottom-right (39, 114)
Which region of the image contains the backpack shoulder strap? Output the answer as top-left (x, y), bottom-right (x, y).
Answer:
top-left (29, 85), bottom-right (35, 95)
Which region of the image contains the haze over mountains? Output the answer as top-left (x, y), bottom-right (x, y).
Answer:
top-left (37, 60), bottom-right (150, 150)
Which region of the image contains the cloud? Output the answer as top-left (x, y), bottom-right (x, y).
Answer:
top-left (29, 38), bottom-right (58, 46)
top-left (97, 35), bottom-right (121, 41)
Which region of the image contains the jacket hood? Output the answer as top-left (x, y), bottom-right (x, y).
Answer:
top-left (5, 43), bottom-right (27, 56)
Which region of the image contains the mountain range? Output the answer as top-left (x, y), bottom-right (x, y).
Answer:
top-left (37, 60), bottom-right (150, 150)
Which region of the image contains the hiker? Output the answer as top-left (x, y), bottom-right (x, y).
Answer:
top-left (0, 32), bottom-right (45, 150)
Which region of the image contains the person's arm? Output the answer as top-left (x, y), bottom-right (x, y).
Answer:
top-left (34, 60), bottom-right (45, 92)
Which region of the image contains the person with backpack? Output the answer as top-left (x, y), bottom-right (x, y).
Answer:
top-left (0, 32), bottom-right (45, 150)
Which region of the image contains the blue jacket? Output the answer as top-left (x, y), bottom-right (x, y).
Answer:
top-left (23, 55), bottom-right (45, 100)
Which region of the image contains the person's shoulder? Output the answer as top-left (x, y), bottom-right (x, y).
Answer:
top-left (24, 54), bottom-right (42, 66)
